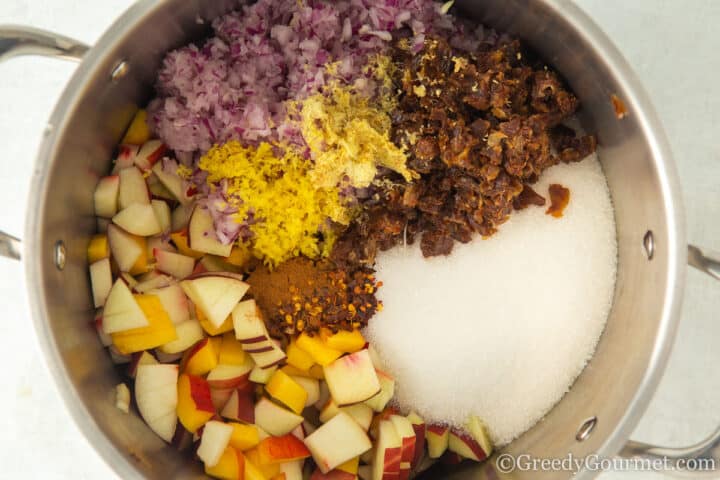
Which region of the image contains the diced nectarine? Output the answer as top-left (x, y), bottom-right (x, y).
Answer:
top-left (406, 412), bottom-right (426, 470)
top-left (309, 469), bottom-right (356, 480)
top-left (207, 362), bottom-right (253, 391)
top-left (170, 230), bottom-right (204, 259)
top-left (290, 376), bottom-right (320, 408)
top-left (183, 338), bottom-right (219, 376)
top-left (389, 415), bottom-right (417, 480)
top-left (181, 275), bottom-right (249, 328)
top-left (296, 333), bottom-right (342, 366)
top-left (279, 460), bottom-right (303, 480)
top-left (337, 457), bottom-right (359, 474)
top-left (225, 245), bottom-right (253, 268)
top-left (250, 365), bottom-right (277, 385)
top-left (95, 176), bottom-right (120, 218)
top-left (246, 448), bottom-right (281, 478)
top-left (255, 397), bottom-right (304, 436)
top-left (134, 364), bottom-right (178, 443)
top-left (243, 453), bottom-right (268, 480)
top-left (219, 332), bottom-right (247, 365)
top-left (221, 388), bottom-right (255, 424)
top-left (466, 415), bottom-right (494, 458)
top-left (177, 373), bottom-right (215, 434)
top-left (372, 420), bottom-right (402, 480)
top-left (198, 420), bottom-right (235, 468)
top-left (323, 350), bottom-right (380, 405)
top-left (189, 207), bottom-right (234, 257)
top-left (158, 319), bottom-right (205, 354)
top-left (87, 234), bottom-right (110, 263)
top-left (319, 399), bottom-right (341, 424)
top-left (426, 425), bottom-right (449, 459)
top-left (122, 109), bottom-right (151, 145)
top-left (127, 351), bottom-right (158, 378)
top-left (286, 338), bottom-right (315, 372)
top-left (257, 433), bottom-right (311, 465)
top-left (363, 370), bottom-right (395, 412)
top-left (232, 299), bottom-right (269, 343)
top-left (320, 329), bottom-right (366, 354)
top-left (304, 412), bottom-right (372, 474)
top-left (229, 422), bottom-right (260, 451)
top-left (108, 224), bottom-right (147, 274)
top-left (205, 446), bottom-right (245, 480)
top-left (197, 305), bottom-right (235, 336)
top-left (309, 365), bottom-right (325, 380)
top-left (110, 295), bottom-right (177, 354)
top-left (134, 140), bottom-right (166, 171)
top-left (265, 370), bottom-right (308, 415)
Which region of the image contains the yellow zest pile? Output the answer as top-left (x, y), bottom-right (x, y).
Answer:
top-left (198, 141), bottom-right (349, 267)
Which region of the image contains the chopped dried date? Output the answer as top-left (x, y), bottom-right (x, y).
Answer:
top-left (514, 185), bottom-right (546, 210)
top-left (546, 184), bottom-right (571, 218)
top-left (334, 36), bottom-right (597, 266)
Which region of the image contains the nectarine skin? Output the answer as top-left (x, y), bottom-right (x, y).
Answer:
top-left (177, 374), bottom-right (215, 433)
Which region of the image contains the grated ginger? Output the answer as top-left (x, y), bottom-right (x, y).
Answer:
top-left (198, 141), bottom-right (349, 267)
top-left (293, 56), bottom-right (415, 189)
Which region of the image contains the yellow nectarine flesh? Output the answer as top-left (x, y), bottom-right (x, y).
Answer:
top-left (224, 245), bottom-right (253, 268)
top-left (219, 333), bottom-right (247, 366)
top-left (321, 329), bottom-right (366, 353)
top-left (286, 339), bottom-right (315, 372)
top-left (257, 434), bottom-right (311, 465)
top-left (265, 370), bottom-right (308, 414)
top-left (296, 333), bottom-right (342, 366)
top-left (229, 423), bottom-right (260, 451)
top-left (245, 448), bottom-right (280, 478)
top-left (87, 234), bottom-right (110, 263)
top-left (197, 305), bottom-right (235, 336)
top-left (128, 236), bottom-right (149, 276)
top-left (205, 446), bottom-right (244, 480)
top-left (337, 456), bottom-right (360, 474)
top-left (183, 338), bottom-right (219, 376)
top-left (177, 373), bottom-right (215, 433)
top-left (170, 230), bottom-right (205, 259)
top-left (122, 109), bottom-right (151, 145)
top-left (110, 295), bottom-right (177, 354)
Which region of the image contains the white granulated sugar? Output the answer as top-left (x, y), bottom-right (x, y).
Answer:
top-left (364, 153), bottom-right (617, 447)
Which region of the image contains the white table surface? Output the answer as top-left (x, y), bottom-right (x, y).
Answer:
top-left (0, 1), bottom-right (718, 479)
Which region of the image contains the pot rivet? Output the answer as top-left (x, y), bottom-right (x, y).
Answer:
top-left (54, 241), bottom-right (66, 270)
top-left (643, 230), bottom-right (655, 260)
top-left (110, 60), bottom-right (129, 82)
top-left (576, 417), bottom-right (597, 442)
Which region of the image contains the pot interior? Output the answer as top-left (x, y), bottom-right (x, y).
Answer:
top-left (26, 1), bottom-right (684, 479)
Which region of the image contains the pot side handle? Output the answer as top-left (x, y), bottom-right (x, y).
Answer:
top-left (0, 233), bottom-right (21, 261)
top-left (0, 25), bottom-right (88, 62)
top-left (619, 244), bottom-right (720, 476)
top-left (0, 26), bottom-right (89, 261)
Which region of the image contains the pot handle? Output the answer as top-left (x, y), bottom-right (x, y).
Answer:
top-left (0, 25), bottom-right (88, 62)
top-left (0, 26), bottom-right (89, 261)
top-left (619, 244), bottom-right (720, 476)
top-left (0, 233), bottom-right (21, 261)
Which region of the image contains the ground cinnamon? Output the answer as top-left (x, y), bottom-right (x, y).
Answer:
top-left (246, 257), bottom-right (382, 338)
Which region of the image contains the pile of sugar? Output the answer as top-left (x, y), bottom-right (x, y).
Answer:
top-left (364, 153), bottom-right (617, 446)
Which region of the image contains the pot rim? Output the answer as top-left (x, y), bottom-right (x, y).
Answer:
top-left (23, 1), bottom-right (686, 479)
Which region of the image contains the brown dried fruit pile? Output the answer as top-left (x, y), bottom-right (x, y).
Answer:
top-left (333, 37), bottom-right (597, 266)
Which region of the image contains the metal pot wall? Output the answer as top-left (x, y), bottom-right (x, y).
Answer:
top-left (1, 0), bottom-right (719, 478)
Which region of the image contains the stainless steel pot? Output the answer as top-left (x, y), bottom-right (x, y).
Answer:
top-left (1, 0), bottom-right (719, 479)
